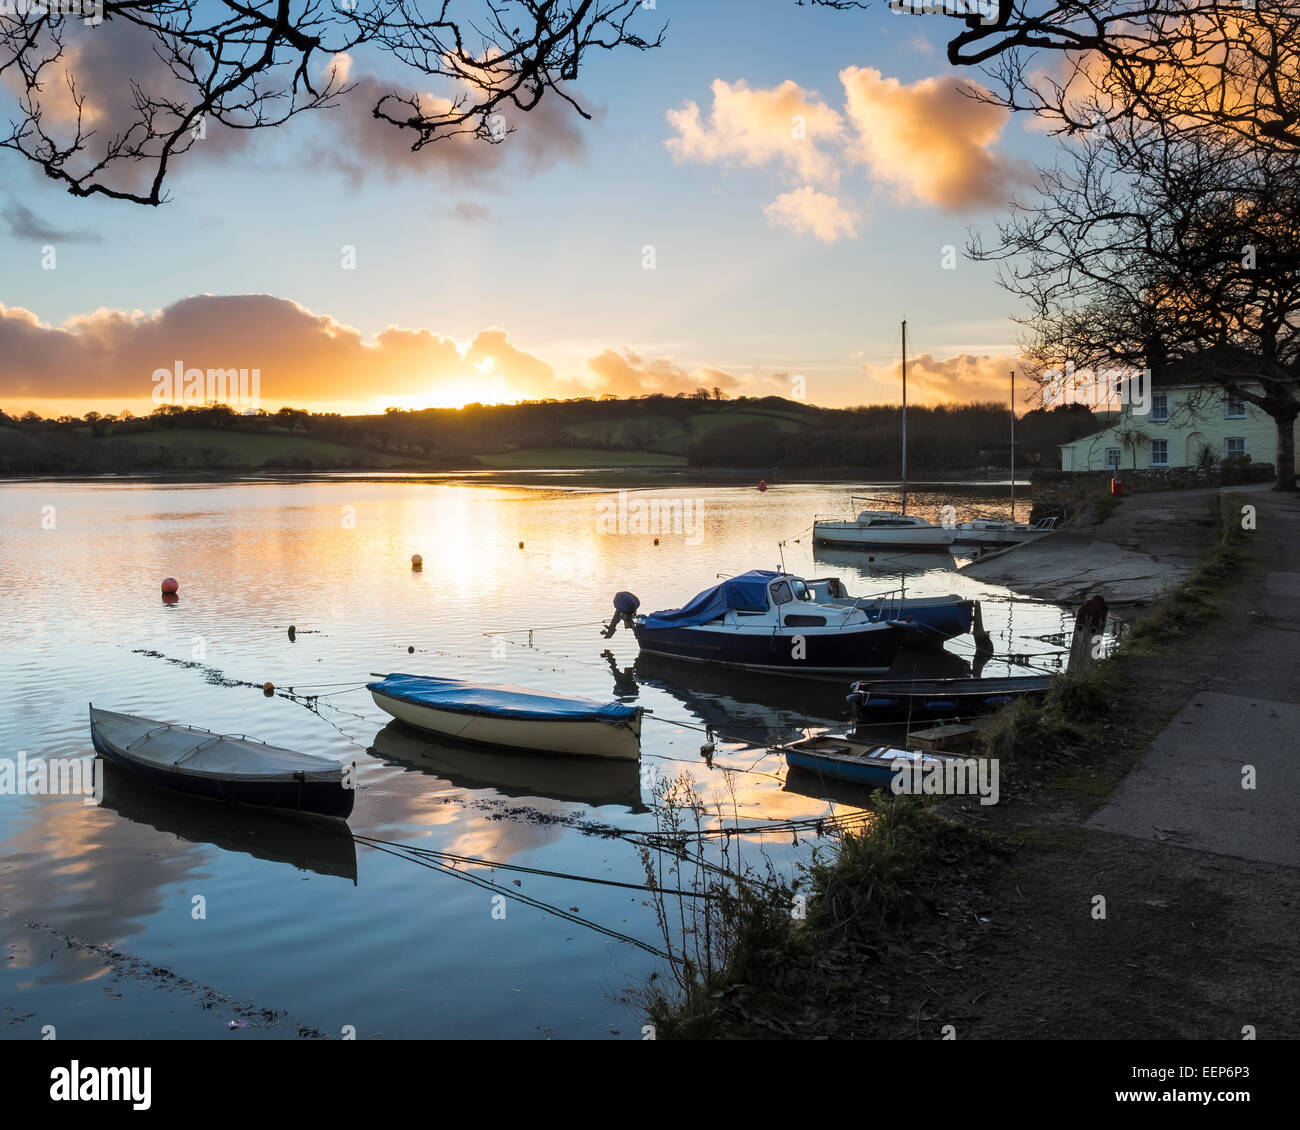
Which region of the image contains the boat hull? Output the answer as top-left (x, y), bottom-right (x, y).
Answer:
top-left (632, 622), bottom-right (908, 676)
top-left (89, 710), bottom-right (354, 820)
top-left (813, 522), bottom-right (956, 551)
top-left (850, 674), bottom-right (1051, 719)
top-left (369, 689), bottom-right (642, 761)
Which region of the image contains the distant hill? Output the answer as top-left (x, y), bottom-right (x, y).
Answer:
top-left (0, 395), bottom-right (1100, 475)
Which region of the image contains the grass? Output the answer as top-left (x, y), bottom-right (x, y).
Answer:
top-left (477, 447), bottom-right (687, 468)
top-left (112, 428), bottom-right (419, 467)
top-left (639, 775), bottom-right (970, 1038)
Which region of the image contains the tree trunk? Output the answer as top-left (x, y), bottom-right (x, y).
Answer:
top-left (1274, 410), bottom-right (1298, 490)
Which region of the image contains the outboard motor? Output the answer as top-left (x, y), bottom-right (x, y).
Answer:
top-left (602, 591), bottom-right (640, 639)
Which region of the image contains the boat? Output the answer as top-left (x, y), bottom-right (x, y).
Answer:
top-left (623, 569), bottom-right (911, 676)
top-left (366, 673), bottom-right (643, 761)
top-left (89, 706), bottom-right (355, 820)
top-left (812, 319), bottom-right (956, 553)
top-left (369, 720), bottom-right (647, 810)
top-left (953, 516), bottom-right (1057, 548)
top-left (954, 371), bottom-right (1058, 548)
top-left (781, 733), bottom-right (979, 789)
top-left (847, 674), bottom-right (1052, 719)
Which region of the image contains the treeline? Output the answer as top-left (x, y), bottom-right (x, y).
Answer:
top-left (685, 402), bottom-right (1099, 471)
top-left (0, 395), bottom-right (1097, 473)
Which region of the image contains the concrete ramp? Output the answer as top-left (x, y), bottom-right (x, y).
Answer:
top-left (1087, 691), bottom-right (1300, 868)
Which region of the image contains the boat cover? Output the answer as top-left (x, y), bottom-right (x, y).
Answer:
top-left (368, 674), bottom-right (641, 726)
top-left (640, 569), bottom-right (778, 629)
top-left (90, 708), bottom-right (345, 782)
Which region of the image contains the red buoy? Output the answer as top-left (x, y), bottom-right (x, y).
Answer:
top-left (161, 577), bottom-right (179, 594)
top-left (757, 480), bottom-right (767, 492)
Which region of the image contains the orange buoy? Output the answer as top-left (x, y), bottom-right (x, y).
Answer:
top-left (653, 537), bottom-right (660, 546)
top-left (518, 541), bottom-right (524, 549)
top-left (262, 681), bottom-right (275, 696)
top-left (161, 577), bottom-right (179, 593)
top-left (411, 554), bottom-right (423, 569)
top-left (757, 480), bottom-right (767, 492)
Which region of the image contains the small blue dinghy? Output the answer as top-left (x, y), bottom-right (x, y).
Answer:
top-left (781, 733), bottom-right (977, 790)
top-left (367, 673), bottom-right (644, 761)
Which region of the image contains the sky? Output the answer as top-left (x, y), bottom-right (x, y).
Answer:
top-left (0, 1), bottom-right (1062, 419)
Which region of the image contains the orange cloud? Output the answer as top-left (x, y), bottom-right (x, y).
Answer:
top-left (666, 67), bottom-right (1026, 237)
top-left (860, 352), bottom-right (1028, 406)
top-left (0, 297), bottom-right (759, 413)
top-left (764, 187), bottom-right (859, 243)
top-left (581, 349), bottom-right (741, 398)
top-left (0, 296), bottom-right (558, 410)
top-left (840, 66), bottom-right (1029, 211)
top-left (666, 78), bottom-right (845, 184)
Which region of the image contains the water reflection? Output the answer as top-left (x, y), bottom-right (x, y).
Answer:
top-left (369, 721), bottom-right (647, 813)
top-left (100, 763), bottom-right (358, 883)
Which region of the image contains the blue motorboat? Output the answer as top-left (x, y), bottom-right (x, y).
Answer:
top-left (613, 570), bottom-right (970, 676)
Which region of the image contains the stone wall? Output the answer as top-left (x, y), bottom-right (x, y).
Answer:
top-left (1029, 462), bottom-right (1274, 525)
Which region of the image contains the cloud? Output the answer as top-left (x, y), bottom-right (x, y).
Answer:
top-left (764, 187), bottom-right (858, 243)
top-left (666, 79), bottom-right (845, 184)
top-left (0, 296), bottom-right (757, 410)
top-left (315, 68), bottom-right (586, 186)
top-left (0, 296), bottom-right (561, 407)
top-left (840, 66), bottom-right (1029, 211)
top-left (581, 349), bottom-right (742, 397)
top-left (665, 67), bottom-right (1026, 236)
top-left (2, 202), bottom-right (101, 244)
top-left (859, 352), bottom-right (1027, 406)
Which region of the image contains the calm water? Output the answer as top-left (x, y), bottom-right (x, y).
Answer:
top-left (0, 474), bottom-right (1082, 1039)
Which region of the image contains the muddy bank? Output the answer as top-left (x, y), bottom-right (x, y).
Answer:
top-left (959, 485), bottom-right (1255, 603)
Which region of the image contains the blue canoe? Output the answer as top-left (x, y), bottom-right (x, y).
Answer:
top-left (367, 673), bottom-right (644, 760)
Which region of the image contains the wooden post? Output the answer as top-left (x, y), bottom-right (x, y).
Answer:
top-left (972, 599), bottom-right (993, 655)
top-left (1068, 595), bottom-right (1108, 673)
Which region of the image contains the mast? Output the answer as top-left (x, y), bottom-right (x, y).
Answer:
top-left (901, 318), bottom-right (908, 516)
top-left (1009, 368), bottom-right (1015, 521)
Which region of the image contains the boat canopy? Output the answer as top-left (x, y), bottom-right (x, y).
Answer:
top-left (368, 674), bottom-right (641, 726)
top-left (641, 569), bottom-right (779, 629)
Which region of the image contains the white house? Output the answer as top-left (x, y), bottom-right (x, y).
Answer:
top-left (1059, 380), bottom-right (1295, 471)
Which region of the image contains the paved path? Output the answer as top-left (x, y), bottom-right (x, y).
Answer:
top-left (1088, 486), bottom-right (1300, 866)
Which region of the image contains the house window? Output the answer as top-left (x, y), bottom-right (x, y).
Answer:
top-left (1105, 448), bottom-right (1122, 470)
top-left (1150, 439), bottom-right (1169, 467)
top-left (1225, 393), bottom-right (1247, 418)
top-left (1225, 437), bottom-right (1246, 460)
top-left (1150, 393), bottom-right (1169, 422)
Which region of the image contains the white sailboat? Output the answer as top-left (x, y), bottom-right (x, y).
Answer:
top-left (953, 369), bottom-right (1057, 548)
top-left (813, 319), bottom-right (957, 552)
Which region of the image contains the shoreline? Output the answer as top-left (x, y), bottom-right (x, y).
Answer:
top-left (648, 484), bottom-right (1300, 1038)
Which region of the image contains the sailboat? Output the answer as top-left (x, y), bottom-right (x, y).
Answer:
top-left (953, 369), bottom-right (1057, 548)
top-left (812, 320), bottom-right (957, 552)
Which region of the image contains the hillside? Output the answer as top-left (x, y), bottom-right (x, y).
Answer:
top-left (0, 395), bottom-right (1101, 475)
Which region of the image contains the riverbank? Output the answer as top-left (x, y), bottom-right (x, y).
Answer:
top-left (649, 484), bottom-right (1300, 1038)
top-left (961, 484), bottom-right (1229, 603)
